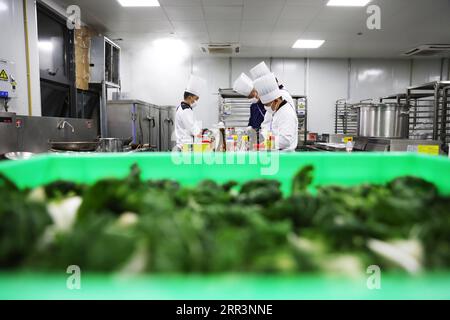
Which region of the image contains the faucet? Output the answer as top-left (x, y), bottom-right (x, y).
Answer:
top-left (1, 98), bottom-right (8, 112)
top-left (57, 120), bottom-right (75, 133)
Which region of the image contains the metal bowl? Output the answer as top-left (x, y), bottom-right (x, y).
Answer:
top-left (5, 152), bottom-right (35, 161)
top-left (97, 138), bottom-right (124, 153)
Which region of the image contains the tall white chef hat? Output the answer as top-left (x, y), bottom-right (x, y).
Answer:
top-left (186, 75), bottom-right (206, 97)
top-left (254, 73), bottom-right (281, 105)
top-left (250, 61), bottom-right (271, 80)
top-left (233, 73), bottom-right (254, 97)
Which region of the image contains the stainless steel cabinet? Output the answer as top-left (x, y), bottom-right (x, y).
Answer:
top-left (147, 106), bottom-right (160, 151)
top-left (107, 100), bottom-right (160, 149)
top-left (0, 113), bottom-right (18, 154)
top-left (159, 106), bottom-right (176, 151)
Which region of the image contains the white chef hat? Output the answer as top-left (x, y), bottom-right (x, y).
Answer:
top-left (233, 73), bottom-right (254, 97)
top-left (186, 75), bottom-right (206, 97)
top-left (250, 61), bottom-right (271, 80)
top-left (254, 73), bottom-right (282, 105)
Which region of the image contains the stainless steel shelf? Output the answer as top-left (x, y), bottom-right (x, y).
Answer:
top-left (407, 81), bottom-right (450, 144)
top-left (334, 99), bottom-right (358, 135)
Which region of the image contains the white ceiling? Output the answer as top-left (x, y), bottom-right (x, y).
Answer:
top-left (54, 0), bottom-right (450, 58)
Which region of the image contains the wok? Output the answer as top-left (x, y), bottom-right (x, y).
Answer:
top-left (49, 137), bottom-right (133, 152)
top-left (49, 141), bottom-right (100, 152)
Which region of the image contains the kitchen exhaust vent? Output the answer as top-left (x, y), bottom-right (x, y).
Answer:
top-left (200, 43), bottom-right (240, 55)
top-left (403, 44), bottom-right (450, 57)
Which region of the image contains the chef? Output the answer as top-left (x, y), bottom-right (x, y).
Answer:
top-left (249, 61), bottom-right (297, 136)
top-left (175, 75), bottom-right (206, 151)
top-left (254, 73), bottom-right (298, 152)
top-left (250, 61), bottom-right (295, 108)
top-left (233, 73), bottom-right (266, 130)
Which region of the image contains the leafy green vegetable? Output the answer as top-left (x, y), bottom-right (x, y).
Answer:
top-left (29, 214), bottom-right (137, 272)
top-left (292, 165), bottom-right (314, 195)
top-left (44, 181), bottom-right (85, 200)
top-left (0, 164), bottom-right (449, 275)
top-left (0, 180), bottom-right (52, 268)
top-left (0, 173), bottom-right (18, 191)
top-left (419, 196), bottom-right (450, 268)
top-left (237, 180), bottom-right (282, 206)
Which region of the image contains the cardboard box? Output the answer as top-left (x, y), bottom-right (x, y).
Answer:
top-left (74, 27), bottom-right (95, 90)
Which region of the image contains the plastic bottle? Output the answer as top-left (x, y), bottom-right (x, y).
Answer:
top-left (270, 135), bottom-right (276, 151)
top-left (265, 132), bottom-right (274, 150)
top-left (346, 141), bottom-right (354, 153)
top-left (227, 137), bottom-right (235, 152)
top-left (240, 135), bottom-right (250, 152)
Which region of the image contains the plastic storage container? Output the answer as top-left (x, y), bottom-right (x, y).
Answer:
top-left (1, 152), bottom-right (450, 194)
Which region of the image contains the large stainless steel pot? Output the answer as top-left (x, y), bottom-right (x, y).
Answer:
top-left (358, 104), bottom-right (378, 137)
top-left (377, 104), bottom-right (409, 138)
top-left (356, 103), bottom-right (409, 139)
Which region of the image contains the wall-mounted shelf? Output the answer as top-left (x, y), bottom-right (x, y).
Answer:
top-left (90, 36), bottom-right (121, 137)
top-left (90, 36), bottom-right (121, 88)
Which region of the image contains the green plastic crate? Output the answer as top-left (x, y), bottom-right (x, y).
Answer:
top-left (1, 152), bottom-right (450, 300)
top-left (1, 152), bottom-right (450, 194)
top-left (0, 272), bottom-right (449, 300)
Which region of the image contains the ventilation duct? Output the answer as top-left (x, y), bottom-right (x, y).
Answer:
top-left (403, 44), bottom-right (450, 57)
top-left (200, 43), bottom-right (240, 55)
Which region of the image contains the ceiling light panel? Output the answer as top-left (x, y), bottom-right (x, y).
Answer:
top-left (117, 0), bottom-right (160, 7)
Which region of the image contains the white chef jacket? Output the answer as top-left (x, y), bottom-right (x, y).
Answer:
top-left (280, 87), bottom-right (295, 111)
top-left (270, 100), bottom-right (299, 152)
top-left (175, 102), bottom-right (201, 149)
top-left (260, 110), bottom-right (272, 133)
top-left (260, 89), bottom-right (296, 132)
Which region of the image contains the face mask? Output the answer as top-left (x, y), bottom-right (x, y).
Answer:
top-left (267, 99), bottom-right (281, 112)
top-left (191, 101), bottom-right (198, 109)
top-left (250, 98), bottom-right (258, 104)
top-left (264, 105), bottom-right (273, 113)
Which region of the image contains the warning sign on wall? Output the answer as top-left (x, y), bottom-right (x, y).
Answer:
top-left (0, 70), bottom-right (8, 81)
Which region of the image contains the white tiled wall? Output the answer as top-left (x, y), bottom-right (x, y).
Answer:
top-left (192, 57), bottom-right (229, 128)
top-left (411, 59), bottom-right (443, 85)
top-left (308, 59), bottom-right (349, 135)
top-left (127, 45), bottom-right (192, 107)
top-left (231, 58), bottom-right (271, 83)
top-left (271, 58), bottom-right (306, 96)
top-left (349, 59), bottom-right (411, 103)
